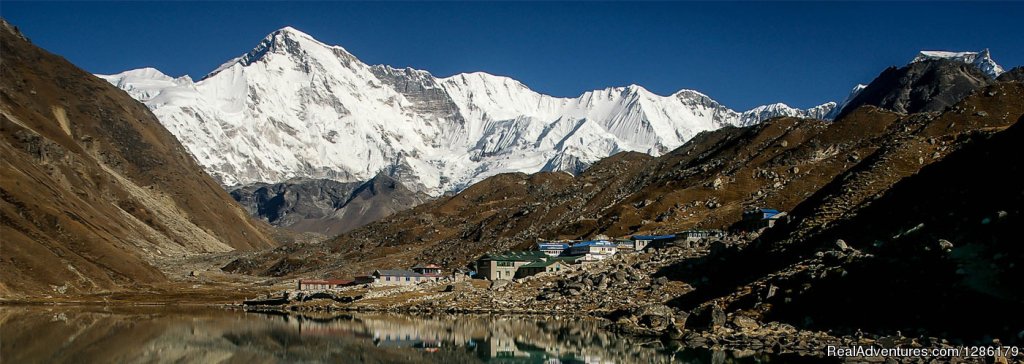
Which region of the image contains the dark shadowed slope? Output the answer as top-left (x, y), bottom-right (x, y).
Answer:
top-left (229, 174), bottom-right (430, 236)
top-left (0, 20), bottom-right (277, 297)
top-left (761, 116), bottom-right (1024, 343)
top-left (835, 59), bottom-right (993, 119)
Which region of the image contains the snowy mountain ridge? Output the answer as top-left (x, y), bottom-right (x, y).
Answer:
top-left (100, 26), bottom-right (836, 196)
top-left (912, 49), bottom-right (1004, 79)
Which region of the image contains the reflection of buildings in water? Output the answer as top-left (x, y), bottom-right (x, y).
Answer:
top-left (480, 335), bottom-right (612, 364)
top-left (274, 313), bottom-right (617, 362)
top-left (361, 315), bottom-right (465, 350)
top-left (279, 314), bottom-right (374, 339)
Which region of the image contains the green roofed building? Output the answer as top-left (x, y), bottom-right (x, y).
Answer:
top-left (476, 251), bottom-right (549, 281)
top-left (516, 258), bottom-right (570, 278)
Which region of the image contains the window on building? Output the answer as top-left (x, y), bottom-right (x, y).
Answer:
top-left (405, 277), bottom-right (410, 281)
top-left (386, 277), bottom-right (390, 281)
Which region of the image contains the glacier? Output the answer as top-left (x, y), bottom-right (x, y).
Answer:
top-left (99, 26), bottom-right (836, 196)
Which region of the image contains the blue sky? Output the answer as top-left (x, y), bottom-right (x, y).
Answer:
top-left (3, 2), bottom-right (1022, 110)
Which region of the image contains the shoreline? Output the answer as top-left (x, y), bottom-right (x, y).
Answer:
top-left (2, 298), bottom-right (1006, 362)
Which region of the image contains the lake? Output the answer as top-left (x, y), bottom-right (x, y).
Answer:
top-left (0, 305), bottom-right (800, 363)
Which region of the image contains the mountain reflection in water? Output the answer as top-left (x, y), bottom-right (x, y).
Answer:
top-left (0, 306), bottom-right (800, 363)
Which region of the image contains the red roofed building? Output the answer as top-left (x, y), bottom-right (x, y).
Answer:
top-left (411, 263), bottom-right (442, 276)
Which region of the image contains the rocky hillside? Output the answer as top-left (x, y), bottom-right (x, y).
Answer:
top-left (225, 56), bottom-right (1024, 282)
top-left (0, 20), bottom-right (277, 297)
top-left (755, 114), bottom-right (1024, 343)
top-left (649, 113), bottom-right (1024, 346)
top-left (834, 58), bottom-right (995, 119)
top-left (229, 174), bottom-right (429, 236)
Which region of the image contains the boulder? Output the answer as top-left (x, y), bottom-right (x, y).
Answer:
top-left (689, 305), bottom-right (726, 330)
top-left (633, 304), bottom-right (676, 330)
top-left (709, 177), bottom-right (724, 190)
top-left (489, 279), bottom-right (511, 290)
top-left (937, 239), bottom-right (954, 251)
top-left (564, 282), bottom-right (586, 292)
top-left (731, 315), bottom-right (761, 331)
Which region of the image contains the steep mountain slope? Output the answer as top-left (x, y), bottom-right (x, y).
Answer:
top-left (229, 175), bottom-right (429, 236)
top-left (100, 26), bottom-right (835, 195)
top-left (756, 116), bottom-right (1024, 343)
top-left (0, 20), bottom-right (277, 297)
top-left (828, 50), bottom-right (1004, 119)
top-left (835, 58), bottom-right (995, 119)
top-left (660, 100), bottom-right (1024, 345)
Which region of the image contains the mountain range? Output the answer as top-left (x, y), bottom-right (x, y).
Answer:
top-left (96, 27), bottom-right (1008, 234)
top-left (99, 26), bottom-right (838, 196)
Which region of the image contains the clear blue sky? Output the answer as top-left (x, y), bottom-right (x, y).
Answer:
top-left (3, 2), bottom-right (1021, 110)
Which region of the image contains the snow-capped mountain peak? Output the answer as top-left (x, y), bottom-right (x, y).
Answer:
top-left (100, 26), bottom-right (836, 196)
top-left (912, 49), bottom-right (1004, 78)
top-left (204, 25), bottom-right (359, 81)
top-left (825, 84), bottom-right (867, 120)
top-left (97, 68), bottom-right (193, 103)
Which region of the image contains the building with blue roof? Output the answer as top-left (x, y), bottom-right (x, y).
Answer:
top-left (536, 241), bottom-right (572, 257)
top-left (566, 240), bottom-right (618, 261)
top-left (739, 207), bottom-right (787, 231)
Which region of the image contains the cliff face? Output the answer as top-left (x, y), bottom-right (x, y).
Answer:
top-left (835, 59), bottom-right (994, 119)
top-left (0, 20), bottom-right (277, 297)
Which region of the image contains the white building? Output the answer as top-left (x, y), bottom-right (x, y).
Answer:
top-left (566, 240), bottom-right (618, 262)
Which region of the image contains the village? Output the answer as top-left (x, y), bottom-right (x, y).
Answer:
top-left (244, 205), bottom-right (872, 359)
top-left (293, 207), bottom-right (785, 292)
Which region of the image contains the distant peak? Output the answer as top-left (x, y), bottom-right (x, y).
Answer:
top-left (269, 26), bottom-right (322, 43)
top-left (912, 49), bottom-right (1004, 78)
top-left (624, 84), bottom-right (654, 95)
top-left (202, 26), bottom-right (357, 80)
top-left (672, 89), bottom-right (710, 98)
top-left (119, 67), bottom-right (173, 80)
top-left (275, 25), bottom-right (303, 34)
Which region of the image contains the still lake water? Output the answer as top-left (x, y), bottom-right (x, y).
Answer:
top-left (0, 305), bottom-right (797, 363)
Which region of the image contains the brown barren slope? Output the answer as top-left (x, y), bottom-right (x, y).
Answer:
top-left (0, 20), bottom-right (277, 298)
